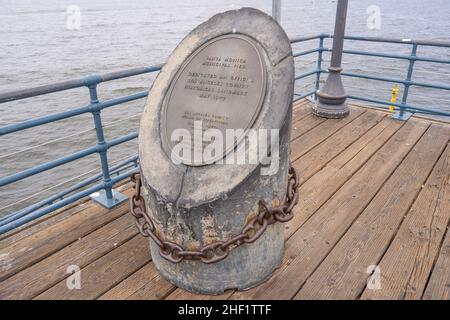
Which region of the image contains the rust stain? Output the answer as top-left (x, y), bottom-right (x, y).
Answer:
top-left (200, 210), bottom-right (218, 244)
top-left (244, 209), bottom-right (257, 225)
top-left (271, 196), bottom-right (281, 207)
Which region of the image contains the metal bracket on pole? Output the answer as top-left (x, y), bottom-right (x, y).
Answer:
top-left (392, 111), bottom-right (412, 121)
top-left (90, 189), bottom-right (128, 209)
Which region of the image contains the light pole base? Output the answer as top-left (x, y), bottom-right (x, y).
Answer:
top-left (312, 101), bottom-right (349, 119)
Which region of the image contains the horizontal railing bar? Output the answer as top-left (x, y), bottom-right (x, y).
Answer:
top-left (334, 48), bottom-right (450, 64)
top-left (100, 64), bottom-right (163, 82)
top-left (0, 35), bottom-right (448, 105)
top-left (0, 153), bottom-right (138, 218)
top-left (0, 132), bottom-right (138, 187)
top-left (347, 95), bottom-right (450, 117)
top-left (0, 64), bottom-right (161, 104)
top-left (0, 79), bottom-right (88, 104)
top-left (328, 70), bottom-right (450, 91)
top-left (0, 112), bottom-right (140, 160)
top-left (0, 168), bottom-right (138, 235)
top-left (0, 183), bottom-right (104, 234)
top-left (290, 34), bottom-right (326, 44)
top-left (0, 105), bottom-right (91, 136)
top-left (343, 35), bottom-right (450, 48)
top-left (295, 70), bottom-right (319, 80)
top-left (0, 36), bottom-right (321, 104)
top-left (293, 91), bottom-right (315, 102)
top-left (0, 91), bottom-right (148, 136)
top-left (0, 155), bottom-right (139, 226)
top-left (293, 48), bottom-right (321, 58)
top-left (291, 33), bottom-right (450, 47)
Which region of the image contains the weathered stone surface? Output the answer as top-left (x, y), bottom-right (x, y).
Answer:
top-left (138, 7), bottom-right (294, 294)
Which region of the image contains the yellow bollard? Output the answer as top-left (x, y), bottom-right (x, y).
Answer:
top-left (389, 84), bottom-right (399, 113)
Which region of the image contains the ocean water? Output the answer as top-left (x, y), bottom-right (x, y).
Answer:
top-left (1, 0), bottom-right (450, 216)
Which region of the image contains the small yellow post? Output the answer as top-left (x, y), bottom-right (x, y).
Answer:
top-left (389, 84), bottom-right (399, 113)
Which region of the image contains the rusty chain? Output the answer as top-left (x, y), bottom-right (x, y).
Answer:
top-left (130, 163), bottom-right (299, 264)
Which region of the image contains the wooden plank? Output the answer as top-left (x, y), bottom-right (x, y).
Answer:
top-left (230, 119), bottom-right (429, 299)
top-left (290, 107), bottom-right (365, 161)
top-left (125, 272), bottom-right (175, 300)
top-left (0, 213), bottom-right (138, 299)
top-left (0, 199), bottom-right (91, 247)
top-left (422, 226), bottom-right (450, 300)
top-left (291, 114), bottom-right (327, 141)
top-left (292, 100), bottom-right (312, 122)
top-left (295, 124), bottom-right (450, 299)
top-left (98, 262), bottom-right (175, 300)
top-left (98, 263), bottom-right (155, 299)
top-left (167, 112), bottom-right (386, 300)
top-left (0, 181), bottom-right (133, 247)
top-left (286, 117), bottom-right (404, 240)
top-left (296, 110), bottom-right (385, 184)
top-left (0, 192), bottom-right (131, 282)
top-left (361, 142), bottom-right (450, 300)
top-left (207, 118), bottom-right (404, 299)
top-left (34, 235), bottom-right (150, 300)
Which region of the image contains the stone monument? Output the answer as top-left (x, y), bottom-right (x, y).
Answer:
top-left (134, 7), bottom-right (296, 294)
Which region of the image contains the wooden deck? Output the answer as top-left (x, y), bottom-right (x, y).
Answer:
top-left (1, 100), bottom-right (449, 300)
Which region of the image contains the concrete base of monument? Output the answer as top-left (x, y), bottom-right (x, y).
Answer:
top-left (149, 223), bottom-right (284, 295)
top-left (143, 133), bottom-right (291, 294)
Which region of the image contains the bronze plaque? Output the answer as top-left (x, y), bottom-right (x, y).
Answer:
top-left (161, 34), bottom-right (267, 165)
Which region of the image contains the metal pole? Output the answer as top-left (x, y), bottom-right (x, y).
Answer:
top-left (313, 0), bottom-right (349, 118)
top-left (393, 44), bottom-right (417, 120)
top-left (86, 79), bottom-right (128, 208)
top-left (314, 36), bottom-right (325, 100)
top-left (272, 0), bottom-right (281, 23)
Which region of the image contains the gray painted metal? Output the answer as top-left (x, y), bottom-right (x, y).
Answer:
top-left (272, 0), bottom-right (281, 23)
top-left (313, 0), bottom-right (349, 118)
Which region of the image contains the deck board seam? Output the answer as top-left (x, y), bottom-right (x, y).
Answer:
top-left (92, 256), bottom-right (152, 300)
top-left (0, 203), bottom-right (130, 283)
top-left (297, 112), bottom-right (388, 182)
top-left (337, 117), bottom-right (405, 170)
top-left (291, 108), bottom-right (368, 147)
top-left (289, 119), bottom-right (432, 299)
top-left (97, 262), bottom-right (157, 300)
top-left (285, 115), bottom-right (404, 242)
top-left (420, 150), bottom-right (450, 299)
top-left (33, 233), bottom-right (150, 300)
top-left (0, 180), bottom-right (133, 245)
top-left (399, 140), bottom-right (450, 300)
top-left (356, 135), bottom-right (450, 300)
top-left (291, 109), bottom-right (369, 162)
top-left (422, 219), bottom-right (450, 299)
top-left (290, 115), bottom-right (327, 143)
top-left (28, 228), bottom-right (140, 299)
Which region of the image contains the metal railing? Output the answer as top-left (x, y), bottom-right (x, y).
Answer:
top-left (291, 33), bottom-right (450, 118)
top-left (1, 34), bottom-right (449, 234)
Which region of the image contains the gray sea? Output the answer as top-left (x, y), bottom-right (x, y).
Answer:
top-left (1, 0), bottom-right (450, 217)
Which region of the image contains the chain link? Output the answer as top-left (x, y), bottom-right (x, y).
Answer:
top-left (129, 163), bottom-right (300, 264)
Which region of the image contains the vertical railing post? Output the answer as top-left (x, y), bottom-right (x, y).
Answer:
top-left (314, 35), bottom-right (325, 100)
top-left (393, 44), bottom-right (417, 120)
top-left (85, 75), bottom-right (128, 208)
